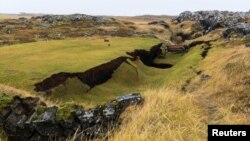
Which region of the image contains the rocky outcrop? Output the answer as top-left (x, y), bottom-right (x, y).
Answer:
top-left (223, 23), bottom-right (250, 38)
top-left (32, 14), bottom-right (117, 26)
top-left (0, 93), bottom-right (143, 141)
top-left (0, 14), bottom-right (138, 46)
top-left (175, 11), bottom-right (250, 33)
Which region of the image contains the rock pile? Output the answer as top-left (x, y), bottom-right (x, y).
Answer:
top-left (0, 93), bottom-right (143, 141)
top-left (223, 23), bottom-right (250, 38)
top-left (175, 11), bottom-right (250, 33)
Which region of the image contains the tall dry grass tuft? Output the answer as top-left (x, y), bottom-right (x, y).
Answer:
top-left (110, 89), bottom-right (206, 141)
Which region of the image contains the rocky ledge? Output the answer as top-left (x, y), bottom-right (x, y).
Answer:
top-left (175, 10), bottom-right (250, 34)
top-left (223, 23), bottom-right (250, 38)
top-left (0, 93), bottom-right (143, 141)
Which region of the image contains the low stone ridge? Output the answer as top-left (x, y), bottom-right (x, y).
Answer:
top-left (0, 93), bottom-right (143, 141)
top-left (223, 23), bottom-right (250, 38)
top-left (175, 10), bottom-right (250, 34)
top-left (32, 14), bottom-right (116, 26)
top-left (0, 14), bottom-right (137, 46)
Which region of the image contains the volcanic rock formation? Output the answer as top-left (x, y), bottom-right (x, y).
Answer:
top-left (175, 10), bottom-right (250, 34)
top-left (0, 93), bottom-right (143, 141)
top-left (223, 23), bottom-right (250, 38)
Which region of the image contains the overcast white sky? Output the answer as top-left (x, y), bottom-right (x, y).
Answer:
top-left (0, 0), bottom-right (249, 16)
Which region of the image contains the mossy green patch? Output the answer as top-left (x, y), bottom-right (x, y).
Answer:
top-left (32, 105), bottom-right (47, 120)
top-left (49, 78), bottom-right (90, 101)
top-left (162, 46), bottom-right (203, 85)
top-left (56, 103), bottom-right (79, 121)
top-left (0, 93), bottom-right (12, 111)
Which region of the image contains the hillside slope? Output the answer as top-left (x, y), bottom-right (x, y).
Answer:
top-left (110, 40), bottom-right (250, 141)
top-left (0, 10), bottom-right (250, 141)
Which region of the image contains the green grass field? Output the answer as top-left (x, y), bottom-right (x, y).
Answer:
top-left (0, 37), bottom-right (204, 105)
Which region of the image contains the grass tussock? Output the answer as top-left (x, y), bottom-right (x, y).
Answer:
top-left (110, 89), bottom-right (206, 141)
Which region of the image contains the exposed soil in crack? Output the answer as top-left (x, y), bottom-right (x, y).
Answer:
top-left (34, 43), bottom-right (173, 93)
top-left (188, 40), bottom-right (212, 48)
top-left (34, 57), bottom-right (128, 92)
top-left (127, 43), bottom-right (173, 69)
top-left (201, 46), bottom-right (212, 59)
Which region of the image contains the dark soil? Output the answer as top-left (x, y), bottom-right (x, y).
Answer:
top-left (200, 43), bottom-right (212, 59)
top-left (34, 57), bottom-right (128, 92)
top-left (127, 43), bottom-right (173, 69)
top-left (188, 40), bottom-right (212, 48)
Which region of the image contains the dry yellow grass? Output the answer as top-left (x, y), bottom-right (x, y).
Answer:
top-left (110, 89), bottom-right (206, 141)
top-left (108, 41), bottom-right (250, 141)
top-left (196, 44), bottom-right (250, 124)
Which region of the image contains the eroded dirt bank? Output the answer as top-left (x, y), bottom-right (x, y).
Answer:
top-left (127, 43), bottom-right (173, 69)
top-left (35, 57), bottom-right (128, 92)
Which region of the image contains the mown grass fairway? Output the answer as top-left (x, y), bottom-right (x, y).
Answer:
top-left (0, 37), bottom-right (162, 103)
top-left (0, 37), bottom-right (205, 105)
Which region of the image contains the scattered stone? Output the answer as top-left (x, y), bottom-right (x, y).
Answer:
top-left (201, 74), bottom-right (211, 81)
top-left (33, 14), bottom-right (115, 26)
top-left (0, 93), bottom-right (143, 141)
top-left (148, 20), bottom-right (169, 28)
